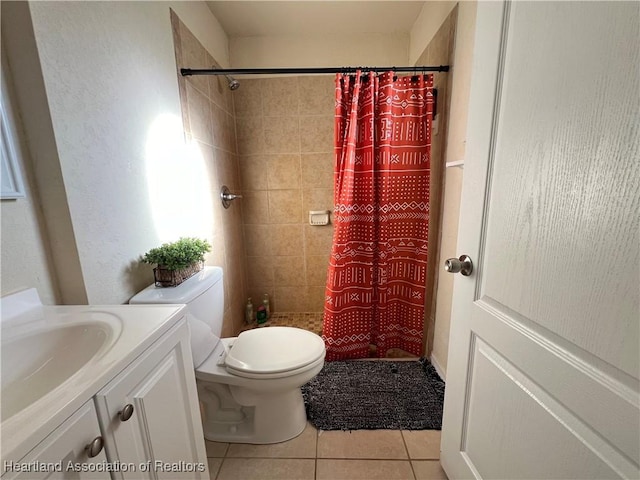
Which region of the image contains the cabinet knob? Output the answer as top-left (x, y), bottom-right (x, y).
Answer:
top-left (118, 404), bottom-right (135, 422)
top-left (85, 436), bottom-right (104, 458)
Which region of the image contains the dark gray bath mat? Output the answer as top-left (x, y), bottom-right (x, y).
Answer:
top-left (301, 358), bottom-right (445, 430)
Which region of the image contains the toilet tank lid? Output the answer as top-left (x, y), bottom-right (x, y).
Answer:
top-left (129, 266), bottom-right (223, 305)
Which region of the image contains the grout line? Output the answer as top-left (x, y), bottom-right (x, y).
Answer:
top-left (401, 430), bottom-right (419, 480)
top-left (315, 420), bottom-right (320, 479)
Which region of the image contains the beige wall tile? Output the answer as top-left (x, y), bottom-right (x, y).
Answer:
top-left (223, 83), bottom-right (236, 115)
top-left (239, 155), bottom-right (269, 191)
top-left (274, 286), bottom-right (308, 312)
top-left (304, 224), bottom-right (334, 255)
top-left (270, 224), bottom-right (304, 256)
top-left (402, 430), bottom-right (441, 460)
top-left (221, 309), bottom-right (234, 338)
top-left (216, 149), bottom-right (240, 190)
top-left (264, 116), bottom-right (300, 154)
top-left (206, 59), bottom-right (235, 115)
top-left (242, 191), bottom-right (270, 224)
top-left (299, 115), bottom-right (333, 153)
top-left (412, 461), bottom-right (448, 480)
top-left (187, 83), bottom-right (213, 145)
top-left (174, 18), bottom-right (247, 338)
top-left (227, 422), bottom-right (316, 458)
top-left (217, 459), bottom-right (315, 480)
top-left (263, 77), bottom-right (300, 116)
top-left (236, 75), bottom-right (336, 312)
top-left (306, 255), bottom-right (329, 286)
top-left (306, 285), bottom-right (326, 311)
top-left (298, 76), bottom-right (335, 116)
top-left (268, 189), bottom-right (303, 224)
top-left (244, 224), bottom-right (272, 257)
top-left (302, 188), bottom-right (333, 215)
top-left (317, 430), bottom-right (408, 459)
top-left (301, 153), bottom-right (334, 188)
top-left (179, 21), bottom-right (208, 96)
top-left (316, 460), bottom-right (415, 480)
top-left (233, 79), bottom-right (263, 117)
top-left (208, 72), bottom-right (229, 112)
top-left (246, 256), bottom-right (274, 288)
top-left (236, 117), bottom-right (265, 155)
top-left (225, 111), bottom-right (237, 154)
top-left (274, 256), bottom-right (305, 286)
top-left (267, 154), bottom-right (302, 189)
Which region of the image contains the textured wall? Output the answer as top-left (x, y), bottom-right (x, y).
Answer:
top-left (2, 1), bottom-right (228, 305)
top-left (0, 54), bottom-right (59, 304)
top-left (234, 76), bottom-right (335, 313)
top-left (409, 1), bottom-right (457, 65)
top-left (1, 2), bottom-right (88, 305)
top-left (231, 34), bottom-right (408, 70)
top-left (171, 12), bottom-right (248, 336)
top-left (414, 2), bottom-right (478, 379)
top-left (413, 7), bottom-right (458, 364)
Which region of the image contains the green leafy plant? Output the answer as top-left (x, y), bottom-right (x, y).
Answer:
top-left (141, 237), bottom-right (211, 271)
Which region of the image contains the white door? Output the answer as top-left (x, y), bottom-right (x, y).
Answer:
top-left (441, 2), bottom-right (639, 479)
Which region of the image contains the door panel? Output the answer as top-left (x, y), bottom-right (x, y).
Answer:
top-left (441, 1), bottom-right (640, 478)
top-left (481, 1), bottom-right (639, 378)
top-left (464, 337), bottom-right (619, 480)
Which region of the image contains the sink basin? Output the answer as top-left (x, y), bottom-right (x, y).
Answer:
top-left (0, 288), bottom-right (187, 464)
top-left (1, 318), bottom-right (116, 420)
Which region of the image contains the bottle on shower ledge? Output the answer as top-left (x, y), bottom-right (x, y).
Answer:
top-left (262, 293), bottom-right (271, 319)
top-left (256, 305), bottom-right (268, 327)
top-left (245, 297), bottom-right (254, 325)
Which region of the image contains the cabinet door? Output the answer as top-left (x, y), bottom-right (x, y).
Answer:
top-left (3, 401), bottom-right (109, 480)
top-left (95, 320), bottom-right (208, 480)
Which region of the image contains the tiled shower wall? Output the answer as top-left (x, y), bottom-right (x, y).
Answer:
top-left (171, 11), bottom-right (248, 336)
top-left (234, 77), bottom-right (335, 313)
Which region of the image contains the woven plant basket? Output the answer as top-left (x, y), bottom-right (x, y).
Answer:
top-left (153, 261), bottom-right (204, 287)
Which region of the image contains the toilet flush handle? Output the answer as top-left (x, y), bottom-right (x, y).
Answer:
top-left (221, 185), bottom-right (243, 209)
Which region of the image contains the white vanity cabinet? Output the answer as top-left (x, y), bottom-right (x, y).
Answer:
top-left (95, 319), bottom-right (208, 480)
top-left (2, 401), bottom-right (109, 480)
top-left (1, 311), bottom-right (208, 480)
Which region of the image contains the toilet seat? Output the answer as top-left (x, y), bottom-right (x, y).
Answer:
top-left (196, 327), bottom-right (326, 382)
top-left (226, 327), bottom-right (325, 377)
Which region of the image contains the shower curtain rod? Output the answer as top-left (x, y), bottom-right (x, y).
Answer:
top-left (180, 65), bottom-right (449, 76)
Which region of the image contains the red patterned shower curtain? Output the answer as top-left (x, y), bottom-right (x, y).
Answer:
top-left (323, 71), bottom-right (433, 361)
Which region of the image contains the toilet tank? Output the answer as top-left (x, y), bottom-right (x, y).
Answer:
top-left (129, 266), bottom-right (224, 367)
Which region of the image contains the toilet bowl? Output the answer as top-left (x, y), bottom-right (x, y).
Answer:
top-left (129, 267), bottom-right (326, 444)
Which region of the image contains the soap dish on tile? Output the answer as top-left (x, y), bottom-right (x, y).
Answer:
top-left (309, 210), bottom-right (331, 226)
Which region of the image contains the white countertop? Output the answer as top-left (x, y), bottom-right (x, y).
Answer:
top-left (1, 303), bottom-right (187, 463)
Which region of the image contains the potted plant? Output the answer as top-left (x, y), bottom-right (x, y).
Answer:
top-left (141, 237), bottom-right (211, 287)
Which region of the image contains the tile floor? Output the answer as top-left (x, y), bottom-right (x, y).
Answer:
top-left (205, 424), bottom-right (448, 480)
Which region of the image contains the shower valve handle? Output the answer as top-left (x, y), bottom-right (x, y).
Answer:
top-left (444, 255), bottom-right (473, 276)
top-left (221, 185), bottom-right (243, 209)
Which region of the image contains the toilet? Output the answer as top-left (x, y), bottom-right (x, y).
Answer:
top-left (129, 266), bottom-right (325, 444)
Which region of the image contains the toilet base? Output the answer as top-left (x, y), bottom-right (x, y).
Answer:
top-left (198, 381), bottom-right (308, 444)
